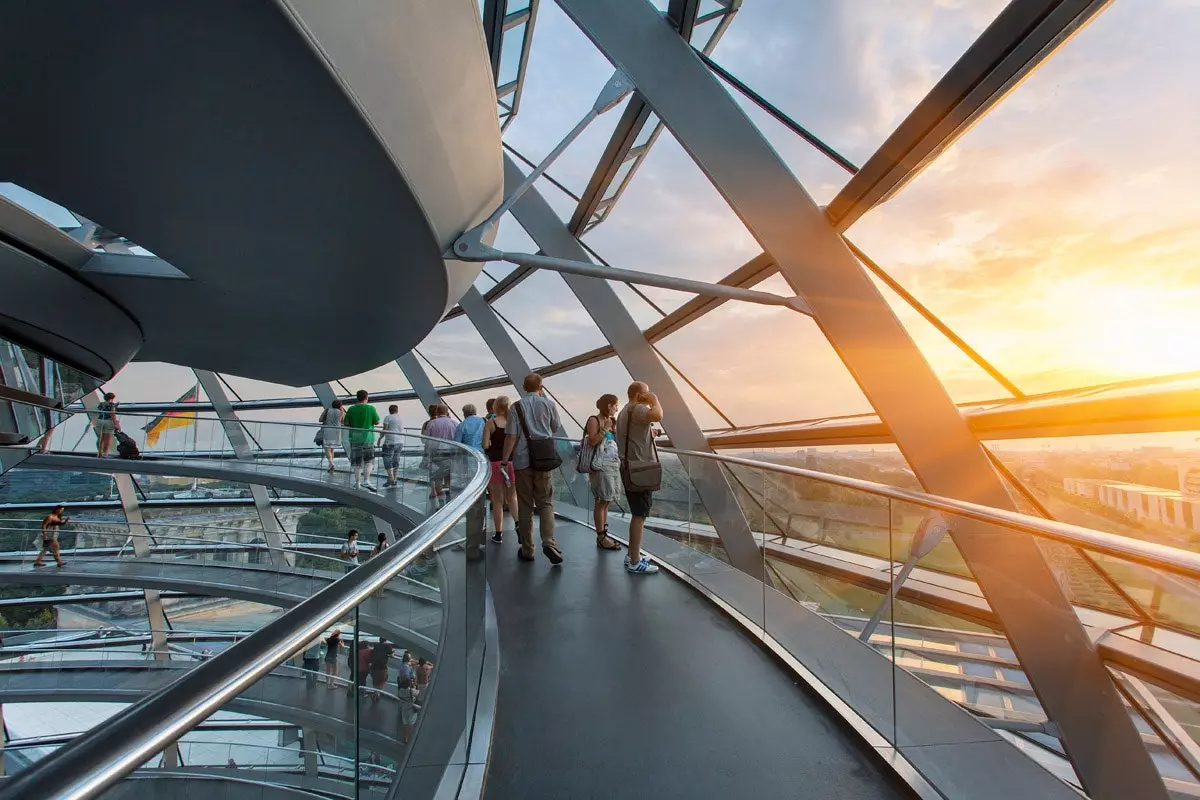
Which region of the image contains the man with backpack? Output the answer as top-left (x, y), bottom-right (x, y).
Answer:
top-left (500, 373), bottom-right (564, 565)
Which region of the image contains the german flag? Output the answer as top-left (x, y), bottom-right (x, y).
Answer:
top-left (142, 384), bottom-right (200, 448)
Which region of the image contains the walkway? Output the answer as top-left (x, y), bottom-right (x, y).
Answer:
top-left (484, 517), bottom-right (911, 800)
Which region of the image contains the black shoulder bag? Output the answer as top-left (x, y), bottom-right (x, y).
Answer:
top-left (514, 400), bottom-right (562, 472)
top-left (620, 406), bottom-right (662, 492)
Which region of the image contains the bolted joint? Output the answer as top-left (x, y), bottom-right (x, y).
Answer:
top-left (449, 227), bottom-right (502, 262)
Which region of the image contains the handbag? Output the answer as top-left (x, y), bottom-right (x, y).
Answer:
top-left (620, 405), bottom-right (661, 492)
top-left (314, 409), bottom-right (327, 446)
top-left (514, 400), bottom-right (562, 472)
top-left (575, 416), bottom-right (605, 474)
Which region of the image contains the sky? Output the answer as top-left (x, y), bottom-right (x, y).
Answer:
top-left (7, 0), bottom-right (1200, 445)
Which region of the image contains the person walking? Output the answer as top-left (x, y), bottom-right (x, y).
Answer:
top-left (339, 529), bottom-right (360, 566)
top-left (95, 392), bottom-right (119, 457)
top-left (302, 637), bottom-right (323, 690)
top-left (398, 676), bottom-right (420, 744)
top-left (454, 404), bottom-right (485, 452)
top-left (500, 373), bottom-right (564, 565)
top-left (584, 395), bottom-right (623, 551)
top-left (482, 396), bottom-right (517, 544)
top-left (342, 390), bottom-right (380, 492)
top-left (425, 405), bottom-right (457, 503)
top-left (33, 504), bottom-right (69, 568)
top-left (319, 400), bottom-right (344, 473)
top-left (369, 638), bottom-right (394, 703)
top-left (323, 629), bottom-right (343, 688)
top-left (617, 382), bottom-right (663, 575)
top-left (380, 404), bottom-right (404, 488)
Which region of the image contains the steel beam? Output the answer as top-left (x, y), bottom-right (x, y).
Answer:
top-left (80, 392), bottom-right (179, 767)
top-left (552, 1), bottom-right (1163, 797)
top-left (503, 155), bottom-right (763, 578)
top-left (194, 371), bottom-right (289, 566)
top-left (395, 352), bottom-right (444, 411)
top-left (825, 0), bottom-right (1111, 231)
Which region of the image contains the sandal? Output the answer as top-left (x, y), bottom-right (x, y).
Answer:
top-left (596, 529), bottom-right (622, 551)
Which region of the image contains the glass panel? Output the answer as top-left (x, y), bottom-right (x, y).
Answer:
top-left (652, 277), bottom-right (874, 423)
top-left (705, 1), bottom-right (1009, 166)
top-left (846, 0), bottom-right (1200, 394)
top-left (497, 22), bottom-right (528, 87)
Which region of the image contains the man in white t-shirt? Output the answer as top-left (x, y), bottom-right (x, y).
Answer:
top-left (381, 405), bottom-right (405, 488)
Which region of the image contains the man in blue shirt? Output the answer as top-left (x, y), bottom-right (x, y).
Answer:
top-left (454, 404), bottom-right (485, 451)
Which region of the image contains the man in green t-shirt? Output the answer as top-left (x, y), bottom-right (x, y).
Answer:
top-left (342, 389), bottom-right (381, 492)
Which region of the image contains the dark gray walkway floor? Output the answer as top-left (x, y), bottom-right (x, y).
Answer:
top-left (484, 518), bottom-right (911, 800)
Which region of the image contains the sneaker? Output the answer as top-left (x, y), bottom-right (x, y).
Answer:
top-left (542, 543), bottom-right (564, 566)
top-left (517, 550), bottom-right (536, 562)
top-left (625, 557), bottom-right (659, 575)
top-left (362, 483), bottom-right (378, 494)
top-left (491, 531), bottom-right (503, 544)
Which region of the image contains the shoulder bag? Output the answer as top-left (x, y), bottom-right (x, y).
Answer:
top-left (620, 406), bottom-right (662, 492)
top-left (575, 415), bottom-right (606, 474)
top-left (514, 400), bottom-right (562, 472)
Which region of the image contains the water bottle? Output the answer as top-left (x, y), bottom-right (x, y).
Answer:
top-left (501, 465), bottom-right (511, 488)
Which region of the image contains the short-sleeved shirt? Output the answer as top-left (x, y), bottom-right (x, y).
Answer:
top-left (507, 394), bottom-right (561, 470)
top-left (341, 541), bottom-right (359, 563)
top-left (342, 403), bottom-right (380, 444)
top-left (97, 401), bottom-right (117, 421)
top-left (454, 416), bottom-right (485, 451)
top-left (616, 403), bottom-right (654, 464)
top-left (381, 413), bottom-right (404, 445)
top-left (425, 416), bottom-right (458, 454)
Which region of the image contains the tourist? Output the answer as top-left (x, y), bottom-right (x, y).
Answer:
top-left (342, 390), bottom-right (380, 492)
top-left (371, 531), bottom-right (388, 558)
top-left (33, 504), bottom-right (69, 568)
top-left (583, 395), bottom-right (623, 551)
top-left (485, 398), bottom-right (496, 420)
top-left (339, 529), bottom-right (360, 566)
top-left (398, 650), bottom-right (417, 684)
top-left (617, 381), bottom-right (663, 575)
top-left (425, 405), bottom-right (457, 502)
top-left (381, 404), bottom-right (404, 488)
top-left (95, 392), bottom-right (119, 457)
top-left (302, 637), bottom-right (323, 690)
top-left (482, 396), bottom-right (517, 543)
top-left (419, 404), bottom-right (438, 434)
top-left (349, 638), bottom-right (372, 698)
top-left (416, 656), bottom-right (434, 694)
top-left (454, 403), bottom-right (485, 452)
top-left (369, 638), bottom-right (394, 703)
top-left (319, 399), bottom-right (344, 473)
top-left (323, 629), bottom-right (343, 688)
top-left (501, 373), bottom-right (564, 565)
top-left (398, 676), bottom-right (420, 744)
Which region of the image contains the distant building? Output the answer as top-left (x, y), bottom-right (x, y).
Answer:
top-left (1063, 477), bottom-right (1200, 532)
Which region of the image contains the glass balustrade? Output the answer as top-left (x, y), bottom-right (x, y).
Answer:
top-left (0, 418), bottom-right (490, 800)
top-left (647, 448), bottom-right (1200, 799)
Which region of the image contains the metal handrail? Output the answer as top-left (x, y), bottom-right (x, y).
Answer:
top-left (0, 519), bottom-right (349, 543)
top-left (660, 447), bottom-right (1200, 581)
top-left (0, 443), bottom-right (489, 800)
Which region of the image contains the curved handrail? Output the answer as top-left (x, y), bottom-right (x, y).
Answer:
top-left (0, 440), bottom-right (489, 800)
top-left (661, 446), bottom-right (1200, 581)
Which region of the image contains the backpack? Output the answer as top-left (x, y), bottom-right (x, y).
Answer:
top-left (115, 431), bottom-right (141, 460)
top-left (514, 400), bottom-right (561, 472)
top-left (575, 416), bottom-right (604, 474)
